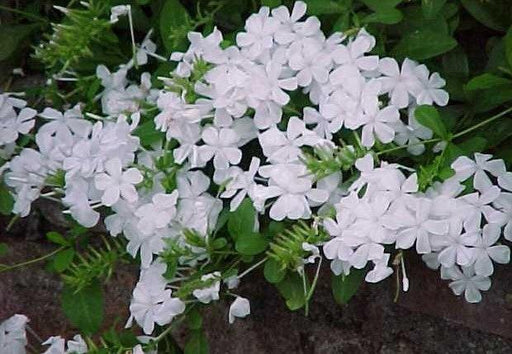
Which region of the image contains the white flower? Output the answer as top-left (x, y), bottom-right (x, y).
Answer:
top-left (0, 107), bottom-right (37, 145)
top-left (446, 266), bottom-right (491, 303)
top-left (378, 58), bottom-right (421, 108)
top-left (451, 153), bottom-right (506, 192)
top-left (221, 157), bottom-right (260, 211)
top-left (177, 171), bottom-right (223, 234)
top-left (360, 104), bottom-right (400, 148)
top-left (110, 4), bottom-right (130, 23)
top-left (94, 158), bottom-right (143, 206)
top-left (365, 254), bottom-right (393, 283)
top-left (193, 272), bottom-right (221, 304)
top-left (258, 116), bottom-right (323, 163)
top-left (395, 198), bottom-right (449, 254)
top-left (414, 65), bottom-right (449, 106)
top-left (129, 283), bottom-right (185, 335)
top-left (128, 262), bottom-right (185, 335)
top-left (236, 7), bottom-right (280, 59)
top-left (0, 314), bottom-right (28, 354)
top-left (229, 296), bottom-right (251, 324)
top-left (271, 1), bottom-right (308, 44)
top-left (42, 336), bottom-right (65, 354)
top-left (431, 222), bottom-right (478, 267)
top-left (199, 126), bottom-right (242, 170)
top-left (490, 192), bottom-right (512, 240)
top-left (288, 38), bottom-right (331, 87)
top-left (472, 224), bottom-right (510, 276)
top-left (459, 186), bottom-right (501, 231)
top-left (303, 107), bottom-right (333, 139)
top-left (331, 31), bottom-right (378, 72)
top-left (135, 191), bottom-right (179, 235)
top-left (65, 335), bottom-right (88, 354)
top-left (347, 193), bottom-right (399, 244)
top-left (39, 105), bottom-right (91, 139)
top-left (259, 163), bottom-right (328, 221)
top-left (393, 107), bottom-right (433, 155)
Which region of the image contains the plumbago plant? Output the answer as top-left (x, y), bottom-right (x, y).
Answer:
top-left (2, 0), bottom-right (512, 353)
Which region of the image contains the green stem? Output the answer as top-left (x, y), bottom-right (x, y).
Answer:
top-left (451, 106), bottom-right (512, 139)
top-left (238, 257), bottom-right (267, 279)
top-left (302, 270), bottom-right (309, 316)
top-left (377, 106), bottom-right (512, 156)
top-left (0, 246), bottom-right (66, 273)
top-left (376, 137), bottom-right (441, 156)
top-left (305, 257), bottom-right (323, 302)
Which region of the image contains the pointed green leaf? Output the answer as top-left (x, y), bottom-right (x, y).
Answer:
top-left (421, 0), bottom-right (447, 19)
top-left (415, 105), bottom-right (449, 139)
top-left (235, 232), bottom-right (268, 256)
top-left (264, 258), bottom-right (286, 284)
top-left (392, 30), bottom-right (457, 60)
top-left (275, 273), bottom-right (307, 311)
top-left (61, 283), bottom-right (104, 335)
top-left (0, 183), bottom-right (13, 216)
top-left (184, 330), bottom-right (208, 354)
top-left (53, 249), bottom-right (75, 272)
top-left (0, 243), bottom-right (8, 257)
top-left (460, 0), bottom-right (510, 32)
top-left (160, 0), bottom-right (190, 53)
top-left (504, 26), bottom-right (512, 69)
top-left (332, 269), bottom-right (365, 305)
top-left (228, 198), bottom-right (256, 241)
top-left (465, 73), bottom-right (512, 91)
top-left (46, 232), bottom-right (70, 246)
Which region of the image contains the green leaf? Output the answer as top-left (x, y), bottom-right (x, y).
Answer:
top-left (213, 208), bottom-right (229, 234)
top-left (442, 47), bottom-right (469, 78)
top-left (421, 0), bottom-right (447, 19)
top-left (0, 243), bottom-right (8, 257)
top-left (304, 0), bottom-right (349, 15)
top-left (53, 249), bottom-right (75, 273)
top-left (46, 232), bottom-right (69, 246)
top-left (61, 283), bottom-right (104, 335)
top-left (0, 184), bottom-right (13, 216)
top-left (275, 273), bottom-right (307, 311)
top-left (228, 198), bottom-right (256, 241)
top-left (362, 8), bottom-right (403, 25)
top-left (470, 86), bottom-right (512, 113)
top-left (361, 0), bottom-right (401, 12)
top-left (235, 232), bottom-right (268, 256)
top-left (160, 0), bottom-right (190, 53)
top-left (133, 120), bottom-right (164, 147)
top-left (332, 269), bottom-right (365, 305)
top-left (443, 142), bottom-right (465, 165)
top-left (460, 0), bottom-right (510, 32)
top-left (211, 237), bottom-right (227, 250)
top-left (458, 136), bottom-right (487, 155)
top-left (264, 258), bottom-right (286, 284)
top-left (184, 330), bottom-right (208, 354)
top-left (187, 308), bottom-right (203, 330)
top-left (465, 73), bottom-right (512, 91)
top-left (486, 38), bottom-right (507, 73)
top-left (394, 5), bottom-right (449, 35)
top-left (392, 30), bottom-right (457, 60)
top-left (415, 105), bottom-right (449, 139)
top-left (0, 24), bottom-right (38, 61)
top-left (504, 27), bottom-right (512, 70)
top-left (262, 0), bottom-right (282, 7)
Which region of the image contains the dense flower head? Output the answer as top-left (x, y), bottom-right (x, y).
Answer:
top-left (2, 1), bottom-right (512, 348)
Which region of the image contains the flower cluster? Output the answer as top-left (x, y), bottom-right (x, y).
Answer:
top-left (2, 1), bottom-right (512, 352)
top-left (323, 153), bottom-right (512, 302)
